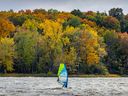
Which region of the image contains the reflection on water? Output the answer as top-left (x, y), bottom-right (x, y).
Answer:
top-left (0, 77), bottom-right (128, 96)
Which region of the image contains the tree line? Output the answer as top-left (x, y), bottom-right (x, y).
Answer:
top-left (0, 8), bottom-right (128, 75)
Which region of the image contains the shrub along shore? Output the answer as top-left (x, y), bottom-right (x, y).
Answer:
top-left (0, 73), bottom-right (122, 77)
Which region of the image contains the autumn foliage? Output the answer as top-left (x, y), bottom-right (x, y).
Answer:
top-left (0, 8), bottom-right (128, 75)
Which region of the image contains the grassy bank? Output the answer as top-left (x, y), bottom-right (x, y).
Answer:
top-left (70, 74), bottom-right (121, 77)
top-left (0, 73), bottom-right (122, 77)
top-left (0, 73), bottom-right (54, 77)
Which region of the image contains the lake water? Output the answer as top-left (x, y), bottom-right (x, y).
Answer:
top-left (0, 77), bottom-right (128, 96)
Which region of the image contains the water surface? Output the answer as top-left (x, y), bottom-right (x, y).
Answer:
top-left (0, 77), bottom-right (128, 96)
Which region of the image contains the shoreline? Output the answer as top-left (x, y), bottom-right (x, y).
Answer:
top-left (0, 73), bottom-right (126, 77)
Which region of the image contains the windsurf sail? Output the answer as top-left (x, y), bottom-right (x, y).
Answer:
top-left (57, 63), bottom-right (68, 88)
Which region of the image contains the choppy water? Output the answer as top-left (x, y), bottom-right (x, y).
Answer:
top-left (0, 77), bottom-right (128, 96)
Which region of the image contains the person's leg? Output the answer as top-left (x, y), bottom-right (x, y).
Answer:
top-left (63, 82), bottom-right (67, 88)
top-left (65, 82), bottom-right (67, 88)
top-left (63, 82), bottom-right (65, 88)
top-left (62, 84), bottom-right (64, 87)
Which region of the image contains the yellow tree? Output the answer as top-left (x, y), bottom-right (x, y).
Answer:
top-left (39, 20), bottom-right (63, 71)
top-left (59, 26), bottom-right (79, 73)
top-left (22, 19), bottom-right (39, 31)
top-left (0, 38), bottom-right (15, 73)
top-left (0, 18), bottom-right (15, 39)
top-left (39, 20), bottom-right (78, 73)
top-left (80, 25), bottom-right (106, 65)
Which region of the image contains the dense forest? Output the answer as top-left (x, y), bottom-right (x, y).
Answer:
top-left (0, 8), bottom-right (128, 75)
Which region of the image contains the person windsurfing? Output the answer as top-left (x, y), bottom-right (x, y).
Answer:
top-left (57, 63), bottom-right (68, 88)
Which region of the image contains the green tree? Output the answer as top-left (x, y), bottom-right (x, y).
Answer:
top-left (9, 15), bottom-right (28, 26)
top-left (71, 9), bottom-right (84, 18)
top-left (109, 8), bottom-right (125, 32)
top-left (14, 29), bottom-right (39, 73)
top-left (48, 9), bottom-right (59, 20)
top-left (9, 15), bottom-right (37, 26)
top-left (95, 12), bottom-right (106, 26)
top-left (103, 16), bottom-right (120, 31)
top-left (120, 15), bottom-right (128, 32)
top-left (103, 30), bottom-right (121, 74)
top-left (63, 16), bottom-right (81, 28)
top-left (85, 11), bottom-right (97, 22)
top-left (109, 8), bottom-right (124, 21)
top-left (118, 33), bottom-right (128, 74)
top-left (33, 9), bottom-right (46, 14)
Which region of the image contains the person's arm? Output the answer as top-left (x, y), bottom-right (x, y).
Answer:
top-left (57, 79), bottom-right (64, 85)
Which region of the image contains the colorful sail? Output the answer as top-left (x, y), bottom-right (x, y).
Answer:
top-left (57, 63), bottom-right (68, 88)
